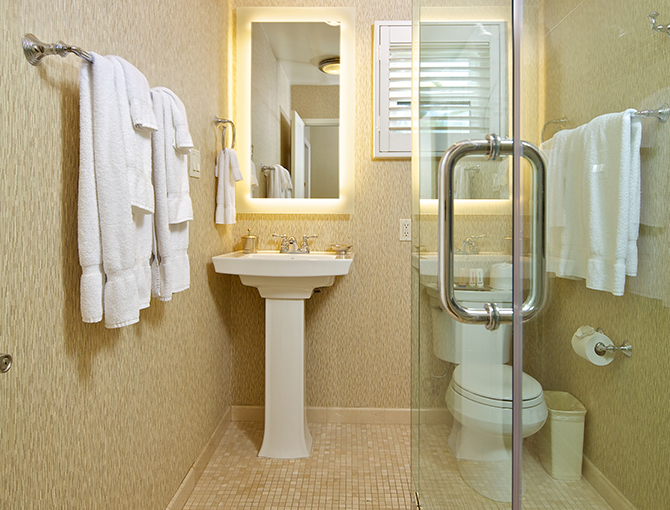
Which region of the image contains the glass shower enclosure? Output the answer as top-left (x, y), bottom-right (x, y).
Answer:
top-left (411, 1), bottom-right (670, 509)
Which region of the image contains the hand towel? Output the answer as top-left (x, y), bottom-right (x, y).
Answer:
top-left (109, 57), bottom-right (153, 309)
top-left (544, 110), bottom-right (642, 296)
top-left (215, 148), bottom-right (243, 224)
top-left (78, 60), bottom-right (104, 323)
top-left (454, 164), bottom-right (470, 199)
top-left (90, 54), bottom-right (139, 328)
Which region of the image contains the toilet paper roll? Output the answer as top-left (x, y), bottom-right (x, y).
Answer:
top-left (571, 326), bottom-right (615, 366)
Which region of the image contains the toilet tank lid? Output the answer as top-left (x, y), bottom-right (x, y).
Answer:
top-left (452, 364), bottom-right (543, 402)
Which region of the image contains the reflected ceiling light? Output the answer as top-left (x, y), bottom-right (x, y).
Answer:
top-left (318, 57), bottom-right (340, 75)
top-left (325, 21), bottom-right (341, 26)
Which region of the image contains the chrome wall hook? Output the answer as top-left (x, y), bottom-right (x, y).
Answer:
top-left (649, 12), bottom-right (670, 37)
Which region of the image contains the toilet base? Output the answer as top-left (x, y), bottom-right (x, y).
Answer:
top-left (448, 420), bottom-right (512, 461)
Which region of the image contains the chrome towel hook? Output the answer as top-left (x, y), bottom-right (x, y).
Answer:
top-left (649, 12), bottom-right (670, 37)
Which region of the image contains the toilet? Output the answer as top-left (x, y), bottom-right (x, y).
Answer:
top-left (425, 284), bottom-right (547, 465)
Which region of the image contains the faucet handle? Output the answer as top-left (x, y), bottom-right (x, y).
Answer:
top-left (273, 233), bottom-right (289, 253)
top-left (299, 234), bottom-right (318, 253)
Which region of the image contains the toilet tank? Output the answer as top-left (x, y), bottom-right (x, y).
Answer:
top-left (425, 285), bottom-right (512, 364)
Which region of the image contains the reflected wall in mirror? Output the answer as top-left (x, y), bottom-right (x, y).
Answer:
top-left (236, 8), bottom-right (355, 214)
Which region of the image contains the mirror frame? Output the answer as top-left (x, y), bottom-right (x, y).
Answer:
top-left (236, 7), bottom-right (355, 214)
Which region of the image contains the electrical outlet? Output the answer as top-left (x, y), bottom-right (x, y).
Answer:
top-left (188, 149), bottom-right (201, 178)
top-left (400, 219), bottom-right (411, 241)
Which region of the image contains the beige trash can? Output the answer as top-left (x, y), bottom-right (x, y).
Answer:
top-left (537, 391), bottom-right (587, 480)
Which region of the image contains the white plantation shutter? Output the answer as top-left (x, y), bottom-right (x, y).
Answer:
top-left (374, 21), bottom-right (506, 159)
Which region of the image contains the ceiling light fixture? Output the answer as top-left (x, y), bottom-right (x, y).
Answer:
top-left (318, 57), bottom-right (340, 75)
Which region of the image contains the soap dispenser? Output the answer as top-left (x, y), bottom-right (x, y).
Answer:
top-left (241, 229), bottom-right (258, 254)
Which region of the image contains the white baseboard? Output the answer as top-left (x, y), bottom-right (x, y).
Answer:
top-left (231, 405), bottom-right (411, 424)
top-left (582, 455), bottom-right (637, 510)
top-left (165, 408), bottom-right (231, 510)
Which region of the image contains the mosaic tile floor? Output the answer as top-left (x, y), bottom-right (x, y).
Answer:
top-left (182, 422), bottom-right (413, 510)
top-left (417, 423), bottom-right (613, 510)
top-left (182, 421), bottom-right (614, 510)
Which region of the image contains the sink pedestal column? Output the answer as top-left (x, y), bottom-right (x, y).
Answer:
top-left (258, 298), bottom-right (312, 459)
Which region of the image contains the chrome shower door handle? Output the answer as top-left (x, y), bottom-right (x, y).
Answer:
top-left (437, 135), bottom-right (547, 330)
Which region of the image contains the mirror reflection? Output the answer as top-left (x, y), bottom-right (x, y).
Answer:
top-left (251, 22), bottom-right (340, 199)
top-left (418, 21), bottom-right (509, 200)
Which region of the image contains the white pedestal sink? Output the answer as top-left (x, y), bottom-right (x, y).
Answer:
top-left (212, 251), bottom-right (354, 459)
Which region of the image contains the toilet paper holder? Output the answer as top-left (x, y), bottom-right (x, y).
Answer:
top-left (594, 328), bottom-right (633, 358)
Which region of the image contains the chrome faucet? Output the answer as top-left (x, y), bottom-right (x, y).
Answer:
top-left (461, 235), bottom-right (486, 255)
top-left (273, 233), bottom-right (317, 253)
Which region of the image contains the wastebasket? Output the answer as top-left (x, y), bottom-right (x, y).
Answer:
top-left (537, 391), bottom-right (587, 481)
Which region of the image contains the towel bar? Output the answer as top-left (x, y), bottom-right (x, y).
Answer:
top-left (22, 33), bottom-right (93, 65)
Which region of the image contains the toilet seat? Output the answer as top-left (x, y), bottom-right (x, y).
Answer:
top-left (450, 364), bottom-right (544, 409)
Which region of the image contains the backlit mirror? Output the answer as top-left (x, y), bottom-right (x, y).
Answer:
top-left (236, 7), bottom-right (355, 214)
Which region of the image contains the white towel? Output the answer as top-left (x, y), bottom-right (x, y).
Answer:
top-left (215, 148), bottom-right (243, 224)
top-left (150, 88), bottom-right (192, 299)
top-left (454, 164), bottom-right (470, 199)
top-left (275, 164), bottom-right (293, 198)
top-left (113, 57), bottom-right (158, 132)
top-left (264, 166), bottom-right (280, 198)
top-left (78, 60), bottom-right (104, 323)
top-left (87, 54), bottom-right (139, 328)
top-left (250, 159), bottom-right (259, 188)
top-left (544, 110), bottom-right (642, 296)
top-left (109, 57), bottom-right (153, 309)
top-left (153, 87), bottom-right (194, 224)
top-left (150, 89), bottom-right (173, 301)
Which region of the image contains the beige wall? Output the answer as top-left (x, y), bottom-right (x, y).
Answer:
top-left (523, 2), bottom-right (670, 510)
top-left (1, 0), bottom-right (233, 508)
top-left (231, 0), bottom-right (413, 409)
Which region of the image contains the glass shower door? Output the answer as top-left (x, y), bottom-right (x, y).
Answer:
top-left (412, 1), bottom-right (669, 510)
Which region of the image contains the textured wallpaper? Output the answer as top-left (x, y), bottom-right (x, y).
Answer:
top-left (1, 0), bottom-right (233, 509)
top-left (523, 1), bottom-right (670, 510)
top-left (231, 0), bottom-right (414, 409)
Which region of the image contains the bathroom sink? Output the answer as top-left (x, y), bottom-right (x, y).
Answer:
top-left (212, 250), bottom-right (354, 459)
top-left (213, 251), bottom-right (353, 278)
top-left (212, 251), bottom-right (354, 299)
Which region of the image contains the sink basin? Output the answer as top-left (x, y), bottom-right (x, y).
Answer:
top-left (213, 251), bottom-right (354, 299)
top-left (212, 250), bottom-right (354, 459)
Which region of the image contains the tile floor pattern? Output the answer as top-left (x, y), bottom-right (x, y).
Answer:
top-left (418, 423), bottom-right (614, 510)
top-left (182, 421), bottom-right (413, 509)
top-left (183, 421), bottom-right (614, 510)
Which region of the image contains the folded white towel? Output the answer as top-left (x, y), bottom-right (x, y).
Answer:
top-left (150, 88), bottom-right (192, 299)
top-left (113, 57), bottom-right (158, 132)
top-left (89, 54), bottom-right (139, 328)
top-left (215, 148), bottom-right (243, 224)
top-left (78, 60), bottom-right (104, 323)
top-left (544, 110), bottom-right (642, 296)
top-left (110, 58), bottom-right (153, 309)
top-left (153, 87), bottom-right (194, 224)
